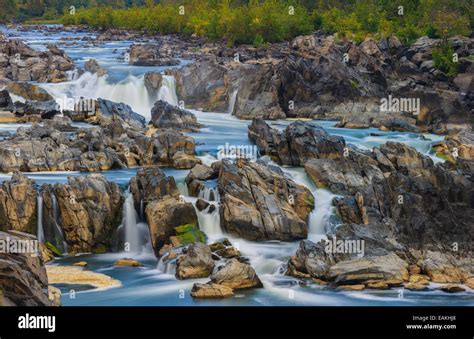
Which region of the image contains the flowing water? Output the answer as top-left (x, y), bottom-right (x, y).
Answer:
top-left (0, 25), bottom-right (472, 306)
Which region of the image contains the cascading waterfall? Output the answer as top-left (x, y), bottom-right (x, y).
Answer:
top-left (198, 186), bottom-right (219, 202)
top-left (41, 72), bottom-right (181, 121)
top-left (119, 189), bottom-right (153, 255)
top-left (157, 252), bottom-right (177, 275)
top-left (157, 75), bottom-right (179, 106)
top-left (50, 192), bottom-right (69, 254)
top-left (227, 90), bottom-right (238, 114)
top-left (37, 193), bottom-right (45, 243)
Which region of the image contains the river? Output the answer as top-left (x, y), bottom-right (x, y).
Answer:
top-left (1, 25), bottom-right (472, 306)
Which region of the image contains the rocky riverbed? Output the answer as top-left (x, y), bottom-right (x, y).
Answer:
top-left (0, 24), bottom-right (472, 306)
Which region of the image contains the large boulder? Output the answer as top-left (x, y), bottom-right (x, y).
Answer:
top-left (176, 242), bottom-right (215, 279)
top-left (0, 172), bottom-right (37, 234)
top-left (84, 59), bottom-right (107, 77)
top-left (248, 119), bottom-right (346, 166)
top-left (210, 258), bottom-right (263, 289)
top-left (95, 98), bottom-right (146, 130)
top-left (6, 82), bottom-right (53, 101)
top-left (43, 174), bottom-right (124, 253)
top-left (151, 100), bottom-right (202, 132)
top-left (0, 231), bottom-right (54, 306)
top-left (130, 167), bottom-right (200, 254)
top-left (219, 159), bottom-right (314, 241)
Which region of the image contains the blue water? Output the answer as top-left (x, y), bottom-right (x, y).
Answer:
top-left (1, 25), bottom-right (472, 306)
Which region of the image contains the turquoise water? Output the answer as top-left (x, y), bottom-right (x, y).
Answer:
top-left (1, 25), bottom-right (472, 306)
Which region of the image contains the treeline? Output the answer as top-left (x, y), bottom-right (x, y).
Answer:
top-left (1, 0), bottom-right (472, 46)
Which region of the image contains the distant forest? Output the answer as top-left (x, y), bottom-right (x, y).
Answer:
top-left (0, 1), bottom-right (472, 46)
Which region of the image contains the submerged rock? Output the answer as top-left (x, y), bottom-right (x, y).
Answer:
top-left (114, 258), bottom-right (141, 267)
top-left (46, 265), bottom-right (121, 289)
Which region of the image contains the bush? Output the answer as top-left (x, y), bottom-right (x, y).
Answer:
top-left (432, 43), bottom-right (459, 77)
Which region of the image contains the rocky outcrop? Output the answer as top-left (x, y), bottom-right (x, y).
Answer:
top-left (6, 82), bottom-right (53, 101)
top-left (130, 167), bottom-right (200, 254)
top-left (144, 72), bottom-right (162, 96)
top-left (175, 242), bottom-right (214, 279)
top-left (219, 159), bottom-right (314, 241)
top-left (94, 98), bottom-right (146, 130)
top-left (0, 231), bottom-right (53, 306)
top-left (129, 44), bottom-right (179, 66)
top-left (43, 174), bottom-right (124, 253)
top-left (0, 102), bottom-right (199, 172)
top-left (210, 258), bottom-right (263, 289)
top-left (0, 172), bottom-right (37, 234)
top-left (167, 59), bottom-right (285, 118)
top-left (288, 140), bottom-right (474, 289)
top-left (84, 59), bottom-right (107, 77)
top-left (151, 100), bottom-right (202, 132)
top-left (0, 40), bottom-right (73, 82)
top-left (248, 119), bottom-right (346, 166)
top-left (185, 163), bottom-right (219, 197)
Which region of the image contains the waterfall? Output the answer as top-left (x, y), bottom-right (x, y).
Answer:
top-left (227, 90), bottom-right (238, 114)
top-left (198, 186), bottom-right (219, 202)
top-left (307, 188), bottom-right (337, 242)
top-left (40, 72), bottom-right (156, 120)
top-left (157, 253), bottom-right (176, 275)
top-left (37, 193), bottom-right (45, 243)
top-left (196, 205), bottom-right (223, 240)
top-left (50, 192), bottom-right (69, 254)
top-left (120, 189), bottom-right (153, 255)
top-left (157, 75), bottom-right (178, 106)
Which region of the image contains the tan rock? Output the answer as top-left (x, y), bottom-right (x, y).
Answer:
top-left (405, 283), bottom-right (429, 291)
top-left (337, 284), bottom-right (365, 291)
top-left (48, 286), bottom-right (61, 306)
top-left (408, 264), bottom-right (421, 275)
top-left (465, 277), bottom-right (474, 290)
top-left (114, 258), bottom-right (140, 267)
top-left (367, 282), bottom-right (389, 290)
top-left (46, 266), bottom-right (121, 289)
top-left (73, 261), bottom-right (88, 267)
top-left (191, 283), bottom-right (234, 298)
top-left (409, 274), bottom-right (430, 285)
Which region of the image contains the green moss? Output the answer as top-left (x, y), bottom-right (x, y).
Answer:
top-left (305, 195), bottom-right (315, 208)
top-left (45, 241), bottom-right (62, 257)
top-left (174, 223), bottom-right (207, 245)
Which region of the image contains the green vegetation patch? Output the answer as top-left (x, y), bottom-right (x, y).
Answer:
top-left (174, 223), bottom-right (207, 245)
